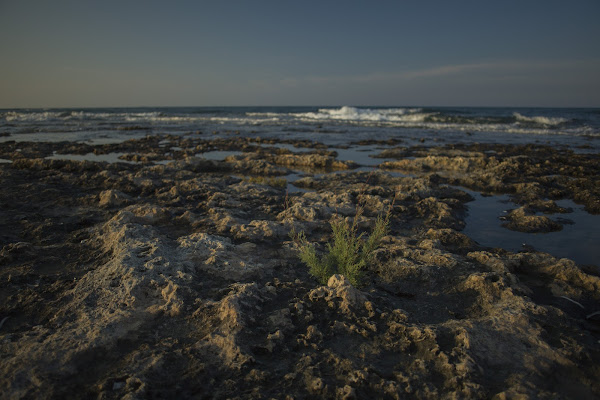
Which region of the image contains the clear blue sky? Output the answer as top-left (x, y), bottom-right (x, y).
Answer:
top-left (1, 0), bottom-right (599, 108)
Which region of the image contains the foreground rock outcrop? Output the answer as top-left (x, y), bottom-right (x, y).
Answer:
top-left (0, 137), bottom-right (598, 399)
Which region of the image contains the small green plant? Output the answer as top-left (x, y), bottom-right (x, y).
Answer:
top-left (291, 204), bottom-right (391, 287)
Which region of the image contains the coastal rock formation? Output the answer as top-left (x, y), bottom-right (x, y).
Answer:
top-left (501, 206), bottom-right (565, 233)
top-left (0, 137), bottom-right (598, 399)
top-left (225, 151), bottom-right (357, 172)
top-left (379, 144), bottom-right (600, 214)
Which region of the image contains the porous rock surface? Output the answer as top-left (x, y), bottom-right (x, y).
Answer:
top-left (0, 137), bottom-right (598, 399)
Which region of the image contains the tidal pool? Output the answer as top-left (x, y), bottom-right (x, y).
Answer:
top-left (462, 188), bottom-right (600, 266)
top-left (45, 152), bottom-right (135, 163)
top-left (196, 150), bottom-right (244, 161)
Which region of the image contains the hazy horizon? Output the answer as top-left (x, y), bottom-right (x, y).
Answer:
top-left (2, 105), bottom-right (600, 111)
top-left (2, 1), bottom-right (599, 108)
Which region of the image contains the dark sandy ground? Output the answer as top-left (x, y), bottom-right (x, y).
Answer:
top-left (0, 135), bottom-right (599, 399)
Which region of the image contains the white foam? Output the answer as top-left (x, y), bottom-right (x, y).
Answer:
top-left (125, 115), bottom-right (197, 123)
top-left (208, 116), bottom-right (281, 125)
top-left (2, 111), bottom-right (165, 123)
top-left (2, 108), bottom-right (596, 146)
top-left (513, 112), bottom-right (568, 126)
top-left (292, 106), bottom-right (429, 123)
top-left (4, 111), bottom-right (65, 122)
top-left (245, 112), bottom-right (283, 118)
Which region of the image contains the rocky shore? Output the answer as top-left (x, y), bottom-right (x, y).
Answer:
top-left (0, 135), bottom-right (599, 399)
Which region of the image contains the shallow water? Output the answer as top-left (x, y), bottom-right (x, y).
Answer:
top-left (45, 152), bottom-right (135, 163)
top-left (284, 172), bottom-right (309, 193)
top-left (462, 189), bottom-right (600, 266)
top-left (196, 150), bottom-right (244, 161)
top-left (2, 107), bottom-right (599, 151)
top-left (260, 143), bottom-right (312, 153)
top-left (0, 130), bottom-right (147, 145)
top-left (331, 145), bottom-right (395, 166)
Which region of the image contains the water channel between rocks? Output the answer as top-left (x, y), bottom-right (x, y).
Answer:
top-left (461, 190), bottom-right (600, 267)
top-left (329, 147), bottom-right (600, 268)
top-left (46, 152), bottom-right (134, 163)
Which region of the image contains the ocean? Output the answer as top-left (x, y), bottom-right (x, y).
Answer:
top-left (1, 106), bottom-right (599, 151)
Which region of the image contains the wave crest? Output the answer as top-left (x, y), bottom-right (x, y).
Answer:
top-left (513, 112), bottom-right (568, 126)
top-left (294, 106), bottom-right (429, 123)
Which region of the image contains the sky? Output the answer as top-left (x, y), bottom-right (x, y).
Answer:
top-left (1, 0), bottom-right (599, 108)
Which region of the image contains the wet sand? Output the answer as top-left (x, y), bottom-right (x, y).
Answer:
top-left (0, 135), bottom-right (599, 399)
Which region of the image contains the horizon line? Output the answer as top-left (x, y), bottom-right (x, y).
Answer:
top-left (2, 104), bottom-right (599, 110)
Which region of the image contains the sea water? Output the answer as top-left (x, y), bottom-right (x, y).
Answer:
top-left (1, 106), bottom-right (599, 150)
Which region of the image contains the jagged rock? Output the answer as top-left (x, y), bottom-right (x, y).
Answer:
top-left (1, 137), bottom-right (599, 399)
top-left (502, 206), bottom-right (563, 233)
top-left (98, 189), bottom-right (131, 207)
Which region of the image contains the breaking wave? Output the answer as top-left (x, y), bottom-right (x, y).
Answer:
top-left (292, 106), bottom-right (429, 123)
top-left (1, 107), bottom-right (598, 145)
top-left (3, 110), bottom-right (164, 123)
top-left (513, 112), bottom-right (568, 126)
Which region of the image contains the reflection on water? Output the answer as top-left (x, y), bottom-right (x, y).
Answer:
top-left (331, 145), bottom-right (394, 166)
top-left (0, 130), bottom-right (147, 145)
top-left (284, 172), bottom-right (309, 193)
top-left (45, 152), bottom-right (134, 163)
top-left (260, 143), bottom-right (312, 153)
top-left (462, 188), bottom-right (600, 266)
top-left (196, 150), bottom-right (243, 161)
